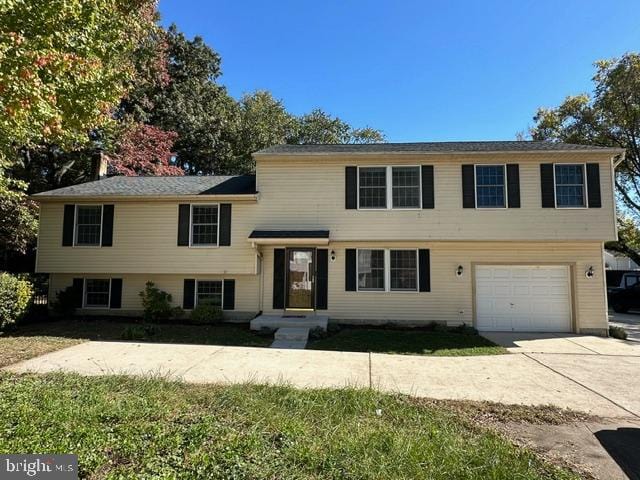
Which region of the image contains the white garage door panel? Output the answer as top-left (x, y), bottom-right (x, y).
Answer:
top-left (475, 265), bottom-right (571, 332)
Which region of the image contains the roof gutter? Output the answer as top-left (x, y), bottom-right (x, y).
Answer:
top-left (31, 193), bottom-right (259, 203)
top-left (254, 148), bottom-right (626, 158)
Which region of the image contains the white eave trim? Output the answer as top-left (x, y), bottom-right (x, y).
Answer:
top-left (253, 148), bottom-right (626, 158)
top-left (247, 238), bottom-right (330, 246)
top-left (31, 194), bottom-right (259, 203)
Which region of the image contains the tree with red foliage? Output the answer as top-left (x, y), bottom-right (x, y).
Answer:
top-left (109, 123), bottom-right (183, 176)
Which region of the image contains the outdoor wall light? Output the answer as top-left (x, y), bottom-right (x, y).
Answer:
top-left (456, 265), bottom-right (464, 277)
top-left (585, 266), bottom-right (595, 279)
top-left (330, 250), bottom-right (336, 262)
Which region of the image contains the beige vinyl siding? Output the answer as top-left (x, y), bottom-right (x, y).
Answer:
top-left (254, 152), bottom-right (617, 242)
top-left (37, 201), bottom-right (258, 274)
top-left (261, 241), bottom-right (607, 332)
top-left (50, 273), bottom-right (260, 320)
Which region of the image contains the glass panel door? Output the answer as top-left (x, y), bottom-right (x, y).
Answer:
top-left (287, 249), bottom-right (314, 309)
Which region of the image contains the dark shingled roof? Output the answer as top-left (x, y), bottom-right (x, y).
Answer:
top-left (249, 230), bottom-right (330, 239)
top-left (255, 141), bottom-right (622, 155)
top-left (34, 175), bottom-right (256, 197)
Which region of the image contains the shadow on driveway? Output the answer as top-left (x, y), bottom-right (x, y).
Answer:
top-left (595, 427), bottom-right (640, 480)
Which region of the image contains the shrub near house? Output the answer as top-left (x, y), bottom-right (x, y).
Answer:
top-left (0, 273), bottom-right (33, 329)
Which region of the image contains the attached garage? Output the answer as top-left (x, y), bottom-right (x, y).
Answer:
top-left (475, 265), bottom-right (572, 332)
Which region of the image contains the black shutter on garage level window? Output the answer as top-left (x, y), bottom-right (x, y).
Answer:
top-left (183, 279), bottom-right (195, 309)
top-left (421, 165), bottom-right (434, 209)
top-left (461, 165), bottom-right (475, 208)
top-left (109, 278), bottom-right (122, 309)
top-left (219, 203), bottom-right (232, 246)
top-left (316, 249), bottom-right (328, 310)
top-left (506, 164), bottom-right (520, 208)
top-left (540, 164), bottom-right (555, 208)
top-left (178, 204), bottom-right (190, 246)
top-left (101, 204), bottom-right (114, 246)
top-left (345, 166), bottom-right (357, 209)
top-left (63, 205), bottom-right (75, 246)
top-left (586, 163), bottom-right (601, 208)
top-left (418, 249), bottom-right (430, 292)
top-left (223, 279), bottom-right (235, 310)
top-left (72, 278), bottom-right (84, 308)
top-left (345, 249), bottom-right (356, 291)
top-left (273, 249), bottom-right (285, 309)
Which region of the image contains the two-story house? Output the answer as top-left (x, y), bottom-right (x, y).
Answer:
top-left (33, 141), bottom-right (623, 335)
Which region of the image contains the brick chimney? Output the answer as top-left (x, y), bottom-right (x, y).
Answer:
top-left (91, 150), bottom-right (108, 180)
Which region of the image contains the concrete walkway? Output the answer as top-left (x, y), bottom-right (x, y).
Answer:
top-left (5, 340), bottom-right (640, 420)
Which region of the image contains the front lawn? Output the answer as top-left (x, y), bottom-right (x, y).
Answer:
top-left (309, 328), bottom-right (507, 356)
top-left (0, 373), bottom-right (577, 479)
top-left (0, 319), bottom-right (272, 367)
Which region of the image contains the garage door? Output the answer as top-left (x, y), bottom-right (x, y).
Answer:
top-left (475, 265), bottom-right (572, 332)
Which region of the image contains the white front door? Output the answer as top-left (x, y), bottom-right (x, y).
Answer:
top-left (475, 265), bottom-right (572, 332)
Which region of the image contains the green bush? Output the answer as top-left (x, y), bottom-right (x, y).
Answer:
top-left (190, 303), bottom-right (223, 325)
top-left (0, 272), bottom-right (34, 329)
top-left (121, 324), bottom-right (159, 341)
top-left (139, 282), bottom-right (182, 323)
top-left (51, 286), bottom-right (78, 317)
top-left (609, 325), bottom-right (628, 340)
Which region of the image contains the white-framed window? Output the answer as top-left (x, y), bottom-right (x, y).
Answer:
top-left (554, 164), bottom-right (586, 208)
top-left (389, 250), bottom-right (418, 291)
top-left (190, 204), bottom-right (219, 246)
top-left (357, 249), bottom-right (419, 292)
top-left (357, 249), bottom-right (386, 291)
top-left (475, 165), bottom-right (506, 208)
top-left (358, 167), bottom-right (387, 209)
top-left (392, 166), bottom-right (421, 208)
top-left (84, 278), bottom-right (111, 308)
top-left (75, 205), bottom-right (103, 246)
top-left (196, 280), bottom-right (223, 307)
top-left (358, 166), bottom-right (422, 209)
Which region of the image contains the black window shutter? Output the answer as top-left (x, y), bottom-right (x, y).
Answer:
top-left (540, 164), bottom-right (555, 208)
top-left (178, 204), bottom-right (190, 246)
top-left (345, 166), bottom-right (357, 209)
top-left (345, 249), bottom-right (357, 291)
top-left (586, 163), bottom-right (601, 208)
top-left (418, 249), bottom-right (431, 292)
top-left (219, 203), bottom-right (232, 245)
top-left (101, 204), bottom-right (114, 246)
top-left (421, 165), bottom-right (434, 209)
top-left (461, 165), bottom-right (475, 208)
top-left (63, 205), bottom-right (75, 246)
top-left (183, 279), bottom-right (195, 309)
top-left (223, 279), bottom-right (235, 310)
top-left (316, 249), bottom-right (328, 310)
top-left (273, 249), bottom-right (286, 309)
top-left (506, 164), bottom-right (520, 208)
top-left (109, 278), bottom-right (122, 308)
top-left (72, 278), bottom-right (84, 308)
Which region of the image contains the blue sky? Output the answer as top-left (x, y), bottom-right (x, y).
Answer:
top-left (159, 0), bottom-right (638, 142)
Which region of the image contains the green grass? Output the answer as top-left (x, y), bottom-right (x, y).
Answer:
top-left (309, 328), bottom-right (507, 356)
top-left (0, 319), bottom-right (272, 367)
top-left (0, 373), bottom-right (577, 479)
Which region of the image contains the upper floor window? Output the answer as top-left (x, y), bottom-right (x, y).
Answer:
top-left (196, 280), bottom-right (222, 306)
top-left (392, 166), bottom-right (421, 208)
top-left (358, 167), bottom-right (387, 209)
top-left (84, 278), bottom-right (110, 307)
top-left (555, 164), bottom-right (586, 208)
top-left (358, 166), bottom-right (421, 209)
top-left (191, 204), bottom-right (219, 246)
top-left (357, 249), bottom-right (385, 291)
top-left (75, 205), bottom-right (102, 246)
top-left (475, 165), bottom-right (506, 208)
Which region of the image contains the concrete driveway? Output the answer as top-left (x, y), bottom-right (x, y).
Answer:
top-left (608, 309), bottom-right (640, 343)
top-left (5, 339), bottom-right (640, 421)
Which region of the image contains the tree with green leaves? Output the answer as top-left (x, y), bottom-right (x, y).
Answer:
top-left (288, 109), bottom-right (385, 145)
top-left (0, 0), bottom-right (160, 159)
top-left (0, 159), bottom-right (37, 256)
top-left (531, 53), bottom-right (640, 264)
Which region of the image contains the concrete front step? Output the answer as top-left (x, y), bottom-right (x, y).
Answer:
top-left (251, 314), bottom-right (328, 331)
top-left (270, 339), bottom-right (308, 349)
top-left (274, 327), bottom-right (310, 341)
